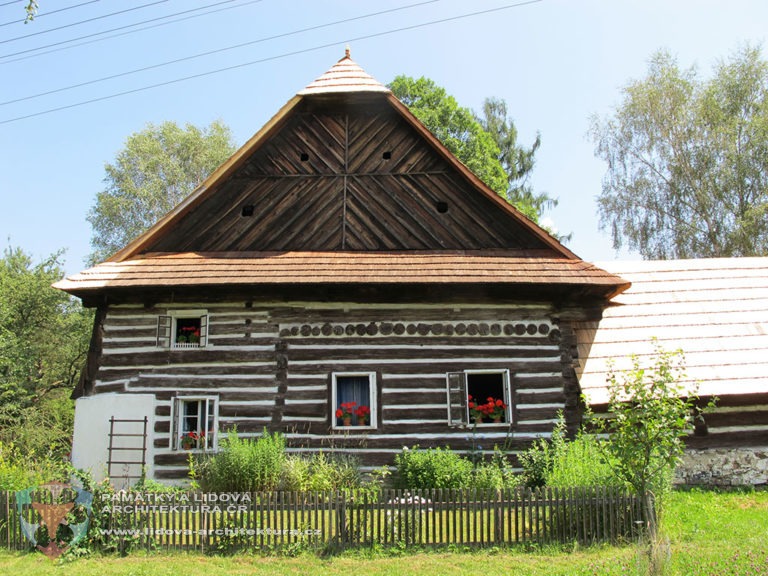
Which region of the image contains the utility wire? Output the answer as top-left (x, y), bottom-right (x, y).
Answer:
top-left (0, 0), bottom-right (258, 64)
top-left (0, 1), bottom-right (101, 27)
top-left (1, 0), bottom-right (168, 44)
top-left (0, 0), bottom-right (542, 125)
top-left (0, 0), bottom-right (439, 106)
top-left (0, 0), bottom-right (240, 58)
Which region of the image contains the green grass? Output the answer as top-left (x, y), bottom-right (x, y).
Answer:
top-left (1, 489), bottom-right (766, 575)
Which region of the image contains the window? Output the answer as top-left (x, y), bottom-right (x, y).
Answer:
top-left (157, 310), bottom-right (208, 349)
top-left (171, 396), bottom-right (218, 451)
top-left (332, 372), bottom-right (377, 429)
top-left (446, 370), bottom-right (511, 427)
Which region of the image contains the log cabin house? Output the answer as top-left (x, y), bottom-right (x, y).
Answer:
top-left (56, 50), bottom-right (630, 484)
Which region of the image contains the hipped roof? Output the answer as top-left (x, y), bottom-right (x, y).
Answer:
top-left (55, 50), bottom-right (629, 300)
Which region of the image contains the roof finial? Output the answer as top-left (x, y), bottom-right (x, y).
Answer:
top-left (345, 45), bottom-right (351, 59)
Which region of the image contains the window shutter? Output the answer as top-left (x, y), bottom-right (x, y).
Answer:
top-left (199, 314), bottom-right (208, 347)
top-left (446, 371), bottom-right (468, 427)
top-left (170, 397), bottom-right (181, 450)
top-left (502, 369), bottom-right (513, 424)
top-left (157, 315), bottom-right (172, 348)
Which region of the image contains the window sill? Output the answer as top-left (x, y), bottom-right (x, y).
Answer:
top-left (332, 426), bottom-right (376, 431)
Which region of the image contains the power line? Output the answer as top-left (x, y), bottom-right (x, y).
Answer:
top-left (0, 0), bottom-right (439, 107)
top-left (1, 0), bottom-right (168, 44)
top-left (0, 1), bottom-right (543, 125)
top-left (0, 0), bottom-right (240, 58)
top-left (0, 0), bottom-right (259, 64)
top-left (0, 0), bottom-right (100, 28)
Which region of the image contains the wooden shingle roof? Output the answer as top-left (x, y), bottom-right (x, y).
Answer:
top-left (576, 258), bottom-right (768, 404)
top-left (55, 251), bottom-right (628, 297)
top-left (299, 47), bottom-right (390, 95)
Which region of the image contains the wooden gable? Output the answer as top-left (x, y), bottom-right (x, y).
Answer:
top-left (142, 97), bottom-right (555, 254)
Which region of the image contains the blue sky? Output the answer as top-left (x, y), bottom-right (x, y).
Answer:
top-left (2, 0), bottom-right (767, 275)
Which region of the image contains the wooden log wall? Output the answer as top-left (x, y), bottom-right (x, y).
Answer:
top-left (587, 392), bottom-right (768, 453)
top-left (91, 300), bottom-right (578, 480)
top-left (687, 392), bottom-right (768, 450)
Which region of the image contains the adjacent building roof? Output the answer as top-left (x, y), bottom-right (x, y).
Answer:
top-left (576, 257), bottom-right (768, 404)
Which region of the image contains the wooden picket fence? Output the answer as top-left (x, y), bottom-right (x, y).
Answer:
top-left (0, 487), bottom-right (650, 553)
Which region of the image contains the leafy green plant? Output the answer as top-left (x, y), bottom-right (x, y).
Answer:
top-left (592, 340), bottom-right (716, 575)
top-left (519, 435), bottom-right (554, 488)
top-left (394, 446), bottom-right (473, 489)
top-left (595, 342), bottom-right (714, 525)
top-left (472, 448), bottom-right (521, 490)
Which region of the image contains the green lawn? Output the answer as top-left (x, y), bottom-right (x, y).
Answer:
top-left (1, 489), bottom-right (766, 575)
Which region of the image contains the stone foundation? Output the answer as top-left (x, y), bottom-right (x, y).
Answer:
top-left (675, 447), bottom-right (768, 486)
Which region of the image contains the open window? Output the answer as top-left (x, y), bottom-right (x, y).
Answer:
top-left (171, 396), bottom-right (218, 451)
top-left (157, 309), bottom-right (208, 349)
top-left (331, 372), bottom-right (377, 429)
top-left (446, 370), bottom-right (511, 427)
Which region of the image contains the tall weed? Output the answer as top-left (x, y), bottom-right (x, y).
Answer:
top-left (520, 415), bottom-right (620, 489)
top-left (548, 431), bottom-right (619, 488)
top-left (191, 428), bottom-right (285, 492)
top-left (281, 451), bottom-right (361, 492)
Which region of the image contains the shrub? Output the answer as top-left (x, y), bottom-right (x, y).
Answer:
top-left (394, 446), bottom-right (473, 489)
top-left (190, 428), bottom-right (285, 492)
top-left (472, 450), bottom-right (522, 490)
top-left (0, 441), bottom-right (35, 490)
top-left (0, 440), bottom-right (67, 490)
top-left (519, 437), bottom-right (553, 488)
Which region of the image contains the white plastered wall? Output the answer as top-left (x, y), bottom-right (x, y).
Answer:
top-left (71, 393), bottom-right (155, 489)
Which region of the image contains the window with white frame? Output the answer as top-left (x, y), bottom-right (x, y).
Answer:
top-left (446, 369), bottom-right (511, 427)
top-left (332, 372), bottom-right (377, 429)
top-left (157, 309), bottom-right (208, 349)
top-left (172, 396), bottom-right (218, 451)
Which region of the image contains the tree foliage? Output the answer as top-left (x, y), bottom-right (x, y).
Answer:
top-left (478, 97), bottom-right (557, 221)
top-left (0, 247), bottom-right (92, 462)
top-left (389, 76), bottom-right (554, 223)
top-left (87, 120), bottom-right (237, 262)
top-left (591, 45), bottom-right (768, 258)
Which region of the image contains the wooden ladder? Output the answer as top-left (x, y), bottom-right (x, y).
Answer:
top-left (106, 416), bottom-right (148, 484)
